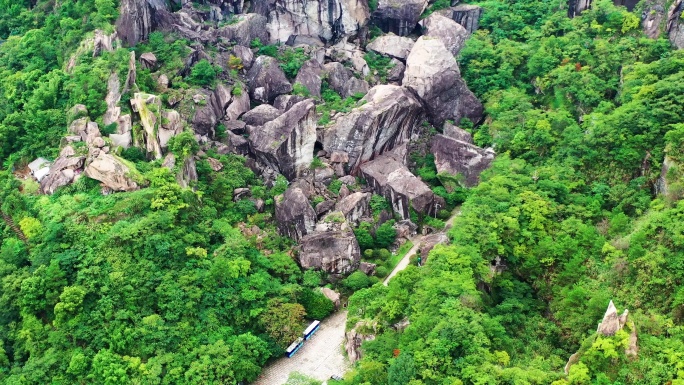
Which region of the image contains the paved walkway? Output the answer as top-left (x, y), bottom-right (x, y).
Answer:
top-left (251, 311), bottom-right (349, 385)
top-left (383, 241), bottom-right (421, 285)
top-left (383, 207), bottom-right (461, 286)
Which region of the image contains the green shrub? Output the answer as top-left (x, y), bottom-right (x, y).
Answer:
top-left (375, 221), bottom-right (396, 249)
top-left (375, 266), bottom-right (389, 278)
top-left (300, 289), bottom-right (334, 320)
top-left (343, 271), bottom-right (372, 291)
top-left (188, 59), bottom-right (219, 87)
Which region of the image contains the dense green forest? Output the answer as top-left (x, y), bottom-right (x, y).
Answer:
top-left (1, 0), bottom-right (684, 383)
top-left (344, 1), bottom-right (684, 384)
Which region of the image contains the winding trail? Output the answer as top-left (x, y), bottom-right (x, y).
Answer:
top-left (253, 208), bottom-right (461, 384)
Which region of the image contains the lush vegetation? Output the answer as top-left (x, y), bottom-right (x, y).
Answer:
top-left (3, 0), bottom-right (684, 383)
top-left (342, 0), bottom-right (684, 384)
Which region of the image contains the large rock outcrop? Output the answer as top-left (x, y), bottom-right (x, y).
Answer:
top-left (247, 56), bottom-right (293, 104)
top-left (264, 0), bottom-right (370, 44)
top-left (84, 154), bottom-right (140, 192)
top-left (298, 216), bottom-right (361, 274)
top-left (360, 153), bottom-right (442, 219)
top-left (366, 34), bottom-right (415, 60)
top-left (335, 192), bottom-right (371, 224)
top-left (40, 149), bottom-right (86, 194)
top-left (419, 13), bottom-right (469, 56)
top-left (116, 0), bottom-right (169, 46)
top-left (431, 134), bottom-right (494, 187)
top-left (248, 99), bottom-right (317, 180)
top-left (322, 85), bottom-right (423, 174)
top-left (373, 0), bottom-right (428, 36)
top-left (436, 5), bottom-right (483, 33)
top-left (130, 93), bottom-right (164, 159)
top-left (275, 186), bottom-right (317, 241)
top-left (403, 37), bottom-right (483, 127)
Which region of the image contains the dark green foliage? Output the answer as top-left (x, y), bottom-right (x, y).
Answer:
top-left (188, 59), bottom-right (219, 87)
top-left (343, 271), bottom-right (372, 291)
top-left (374, 221), bottom-right (396, 249)
top-left (300, 289), bottom-right (334, 320)
top-left (363, 51), bottom-right (394, 82)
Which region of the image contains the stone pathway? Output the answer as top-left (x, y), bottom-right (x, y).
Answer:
top-left (251, 311), bottom-right (349, 385)
top-left (383, 207), bottom-right (461, 286)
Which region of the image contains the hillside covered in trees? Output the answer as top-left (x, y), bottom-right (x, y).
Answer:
top-left (1, 0), bottom-right (684, 383)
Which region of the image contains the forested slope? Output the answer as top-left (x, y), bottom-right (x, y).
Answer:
top-left (1, 0), bottom-right (684, 383)
top-left (344, 1), bottom-right (684, 384)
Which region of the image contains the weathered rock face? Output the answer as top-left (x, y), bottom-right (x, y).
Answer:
top-left (321, 287), bottom-right (341, 308)
top-left (403, 37), bottom-right (483, 127)
top-left (323, 62), bottom-right (353, 95)
top-left (323, 85), bottom-right (423, 174)
top-left (275, 186), bottom-right (317, 241)
top-left (655, 155), bottom-right (676, 197)
top-left (565, 300), bottom-right (638, 374)
top-left (294, 59), bottom-right (323, 98)
top-left (264, 0), bottom-right (370, 44)
top-left (437, 5), bottom-right (483, 33)
top-left (298, 224), bottom-right (361, 274)
top-left (158, 110), bottom-right (183, 149)
top-left (273, 95), bottom-right (307, 111)
top-left (366, 34), bottom-right (415, 60)
top-left (642, 0), bottom-right (666, 39)
top-left (130, 93), bottom-right (164, 159)
top-left (139, 52), bottom-right (157, 69)
top-left (667, 0), bottom-right (684, 49)
top-left (431, 134), bottom-right (494, 187)
top-left (248, 99), bottom-right (316, 180)
top-left (225, 90), bottom-right (250, 121)
top-left (360, 153), bottom-right (439, 219)
top-left (335, 192), bottom-right (371, 224)
top-left (116, 0), bottom-right (169, 46)
top-left (373, 0), bottom-right (428, 36)
top-left (443, 121), bottom-right (473, 143)
top-left (419, 232), bottom-right (448, 262)
top-left (247, 56), bottom-right (293, 103)
top-left (419, 13), bottom-right (469, 56)
top-left (242, 104), bottom-right (281, 126)
top-left (568, 0), bottom-right (592, 17)
top-left (40, 154), bottom-right (86, 194)
top-left (359, 261), bottom-right (376, 275)
top-left (84, 154), bottom-right (140, 191)
top-left (345, 321), bottom-right (377, 363)
top-left (93, 30), bottom-right (117, 57)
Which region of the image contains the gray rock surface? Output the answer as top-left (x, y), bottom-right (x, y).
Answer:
top-left (247, 56), bottom-right (293, 103)
top-left (403, 37), bottom-right (483, 127)
top-left (437, 4), bottom-right (482, 32)
top-left (298, 225), bottom-right (361, 274)
top-left (419, 13), bottom-right (469, 56)
top-left (335, 192), bottom-right (371, 224)
top-left (323, 62), bottom-right (353, 96)
top-left (443, 122), bottom-right (473, 143)
top-left (360, 153), bottom-right (439, 219)
top-left (275, 186), bottom-right (317, 241)
top-left (264, 0), bottom-right (370, 44)
top-left (84, 154), bottom-right (140, 191)
top-left (367, 34), bottom-right (415, 60)
top-left (373, 0), bottom-right (428, 36)
top-left (431, 134), bottom-right (494, 187)
top-left (642, 0), bottom-right (666, 39)
top-left (116, 0), bottom-right (169, 46)
top-left (419, 232), bottom-right (449, 262)
top-left (225, 90), bottom-right (250, 121)
top-left (667, 0), bottom-right (684, 49)
top-left (243, 104), bottom-right (282, 127)
top-left (248, 99), bottom-right (316, 180)
top-left (359, 262), bottom-right (376, 275)
top-left (323, 85), bottom-right (423, 174)
top-left (40, 155), bottom-right (86, 194)
top-left (139, 52), bottom-right (157, 69)
top-left (294, 59), bottom-right (323, 98)
top-left (345, 321), bottom-right (376, 363)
